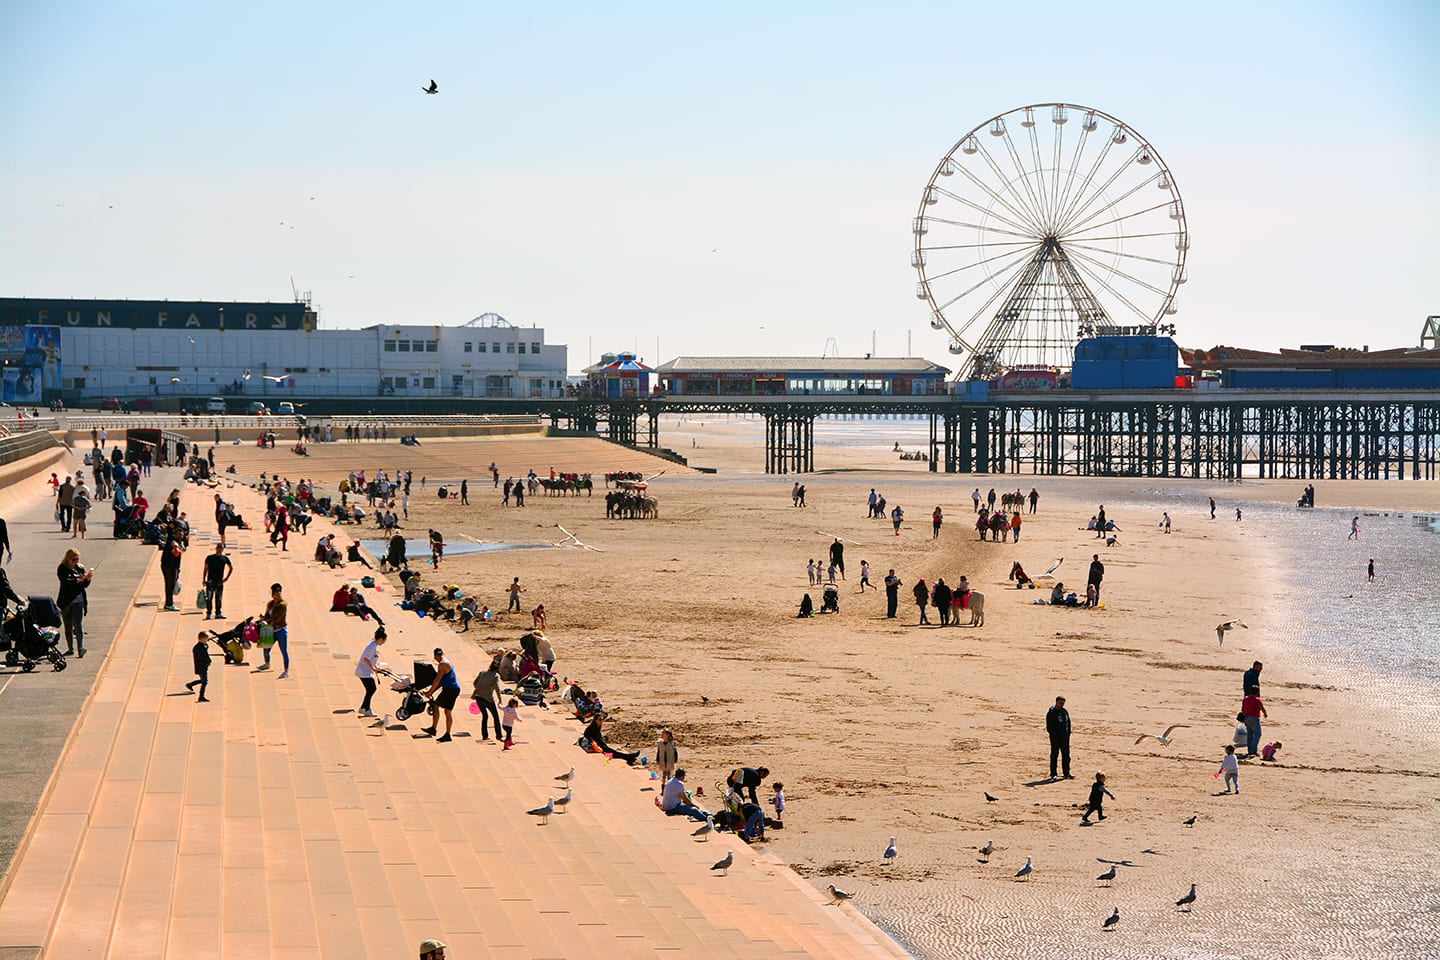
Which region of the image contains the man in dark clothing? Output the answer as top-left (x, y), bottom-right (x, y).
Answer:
top-left (0, 513), bottom-right (11, 564)
top-left (931, 578), bottom-right (953, 626)
top-left (829, 539), bottom-right (845, 579)
top-left (1087, 554), bottom-right (1105, 604)
top-left (160, 524), bottom-right (185, 611)
top-left (185, 631), bottom-right (212, 701)
top-left (1028, 488), bottom-right (1039, 514)
top-left (727, 766), bottom-right (770, 804)
top-left (1046, 696), bottom-right (1073, 779)
top-left (1095, 505), bottom-right (1107, 538)
top-left (57, 476), bottom-right (75, 532)
top-left (884, 569), bottom-right (901, 618)
top-left (203, 543), bottom-right (233, 619)
top-left (0, 565), bottom-right (22, 612)
top-left (1243, 661), bottom-right (1263, 696)
top-left (460, 479), bottom-right (468, 504)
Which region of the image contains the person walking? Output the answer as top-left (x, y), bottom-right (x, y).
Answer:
top-left (185, 631), bottom-right (212, 701)
top-left (258, 582), bottom-right (291, 678)
top-left (1011, 511), bottom-right (1022, 542)
top-left (912, 577), bottom-right (931, 625)
top-left (1241, 687), bottom-right (1267, 757)
top-left (203, 543), bottom-right (233, 619)
top-left (884, 569), bottom-right (901, 618)
top-left (355, 627), bottom-right (386, 717)
top-left (0, 512), bottom-right (11, 564)
top-left (932, 506), bottom-right (943, 539)
top-left (1209, 497), bottom-right (1216, 520)
top-left (931, 578), bottom-right (952, 626)
top-left (1087, 554), bottom-right (1105, 604)
top-left (1368, 559), bottom-right (1375, 582)
top-left (160, 522), bottom-right (185, 612)
top-left (57, 475), bottom-right (74, 533)
top-left (470, 657), bottom-right (503, 741)
top-left (56, 548), bottom-right (92, 658)
top-left (891, 504), bottom-right (905, 536)
top-left (656, 728), bottom-right (679, 784)
top-left (1080, 772), bottom-right (1114, 823)
top-left (987, 488), bottom-right (997, 511)
top-left (1095, 505), bottom-right (1107, 539)
top-left (71, 480), bottom-right (90, 540)
top-left (1348, 516), bottom-right (1360, 540)
top-left (829, 538), bottom-right (845, 579)
top-left (971, 488), bottom-right (981, 513)
top-left (1028, 487), bottom-right (1039, 514)
top-left (858, 559), bottom-right (874, 592)
top-left (423, 647), bottom-right (460, 742)
top-left (507, 576), bottom-right (524, 613)
top-left (460, 479), bottom-right (468, 505)
top-left (1046, 696), bottom-right (1073, 779)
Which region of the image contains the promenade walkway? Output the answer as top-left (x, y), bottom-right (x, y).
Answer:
top-left (0, 478), bottom-right (909, 958)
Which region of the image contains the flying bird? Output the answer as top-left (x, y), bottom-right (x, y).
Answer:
top-left (527, 797), bottom-right (555, 826)
top-left (554, 767), bottom-right (575, 782)
top-left (422, 79), bottom-right (438, 94)
top-left (169, 377), bottom-right (182, 384)
top-left (1014, 856), bottom-right (1033, 881)
top-left (1215, 619), bottom-right (1248, 646)
top-left (978, 840), bottom-right (994, 861)
top-left (553, 787), bottom-right (572, 814)
top-left (883, 837), bottom-right (897, 862)
top-left (1042, 558), bottom-right (1064, 578)
top-left (1096, 865), bottom-right (1117, 886)
top-left (692, 815), bottom-right (714, 841)
top-left (260, 374), bottom-right (289, 384)
top-left (1103, 908), bottom-right (1120, 930)
top-left (242, 369), bottom-right (253, 380)
top-left (827, 884), bottom-right (854, 904)
top-left (1182, 815), bottom-right (1197, 827)
top-left (711, 851), bottom-right (733, 876)
top-left (187, 336), bottom-right (197, 344)
top-left (818, 532), bottom-right (863, 545)
top-left (1135, 724), bottom-right (1190, 746)
top-left (554, 524), bottom-right (604, 552)
top-left (984, 792), bottom-right (1000, 803)
top-left (1175, 883), bottom-right (1197, 911)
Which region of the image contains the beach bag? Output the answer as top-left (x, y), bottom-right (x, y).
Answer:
top-left (361, 576), bottom-right (375, 588)
top-left (196, 587), bottom-right (209, 610)
top-left (257, 623), bottom-right (276, 647)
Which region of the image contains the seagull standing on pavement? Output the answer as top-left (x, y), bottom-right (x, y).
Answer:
top-left (1176, 883), bottom-right (1198, 911)
top-left (555, 767), bottom-right (575, 783)
top-left (711, 851), bottom-right (733, 876)
top-left (1096, 865), bottom-right (1117, 886)
top-left (553, 787), bottom-right (572, 814)
top-left (1014, 857), bottom-right (1033, 881)
top-left (1215, 619), bottom-right (1247, 646)
top-left (1135, 724), bottom-right (1191, 746)
top-left (692, 816), bottom-right (714, 841)
top-left (1103, 908), bottom-right (1120, 930)
top-left (828, 884), bottom-right (854, 904)
top-left (883, 837), bottom-right (898, 862)
top-left (527, 797), bottom-right (555, 826)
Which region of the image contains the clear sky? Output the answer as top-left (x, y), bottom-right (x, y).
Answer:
top-left (2, 1), bottom-right (1435, 373)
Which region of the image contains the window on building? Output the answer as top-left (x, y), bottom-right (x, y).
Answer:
top-left (411, 341), bottom-right (425, 352)
top-left (493, 342), bottom-right (500, 353)
top-left (506, 343), bottom-right (515, 354)
top-left (516, 343), bottom-right (526, 354)
top-left (425, 341), bottom-right (437, 352)
top-left (423, 377), bottom-right (436, 389)
top-left (464, 342), bottom-right (473, 353)
top-left (398, 341), bottom-right (411, 352)
top-left (531, 342), bottom-right (540, 353)
top-left (478, 342), bottom-right (487, 353)
top-left (383, 340), bottom-right (397, 352)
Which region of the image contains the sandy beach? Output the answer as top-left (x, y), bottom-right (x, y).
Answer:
top-left (217, 420), bottom-right (1440, 959)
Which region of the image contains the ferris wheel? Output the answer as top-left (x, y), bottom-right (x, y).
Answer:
top-left (912, 103), bottom-right (1188, 380)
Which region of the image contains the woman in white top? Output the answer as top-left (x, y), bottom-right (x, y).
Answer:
top-left (355, 627), bottom-right (386, 717)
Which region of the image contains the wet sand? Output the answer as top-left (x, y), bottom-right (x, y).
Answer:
top-left (234, 423), bottom-right (1440, 959)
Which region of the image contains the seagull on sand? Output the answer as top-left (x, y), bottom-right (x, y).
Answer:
top-left (1103, 908), bottom-right (1120, 930)
top-left (1096, 865), bottom-right (1117, 886)
top-left (711, 851), bottom-right (734, 876)
top-left (1135, 724), bottom-right (1190, 746)
top-left (555, 767), bottom-right (575, 783)
top-left (1215, 619), bottom-right (1248, 646)
top-left (553, 787), bottom-right (572, 814)
top-left (1175, 883), bottom-right (1198, 911)
top-left (422, 79), bottom-right (438, 94)
top-left (1014, 857), bottom-right (1033, 881)
top-left (984, 792), bottom-right (1000, 803)
top-left (978, 840), bottom-right (994, 862)
top-left (828, 884), bottom-right (855, 904)
top-left (692, 816), bottom-right (714, 841)
top-left (883, 838), bottom-right (898, 862)
top-left (527, 797), bottom-right (555, 825)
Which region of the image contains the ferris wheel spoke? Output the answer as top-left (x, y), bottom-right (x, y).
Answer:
top-left (943, 159), bottom-right (1046, 237)
top-left (1056, 151), bottom-right (1158, 236)
top-left (973, 139), bottom-right (1048, 234)
top-left (930, 243), bottom-right (1044, 304)
top-left (1060, 176), bottom-right (1166, 238)
top-left (1053, 126), bottom-right (1112, 234)
top-left (1068, 247), bottom-right (1172, 305)
top-left (1061, 240), bottom-right (1181, 268)
top-left (928, 184), bottom-right (1038, 238)
top-left (935, 248), bottom-right (1037, 320)
top-left (1049, 121), bottom-right (1068, 232)
top-left (924, 216), bottom-right (1049, 244)
top-left (921, 238), bottom-right (1044, 252)
top-left (1005, 125), bottom-right (1049, 234)
top-left (1063, 199), bottom-right (1176, 243)
top-left (1066, 257), bottom-right (1159, 325)
top-left (1062, 228), bottom-right (1180, 243)
top-left (1022, 122), bottom-right (1052, 233)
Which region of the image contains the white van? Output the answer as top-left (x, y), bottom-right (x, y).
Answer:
top-left (276, 402), bottom-right (296, 415)
top-left (205, 397), bottom-right (227, 413)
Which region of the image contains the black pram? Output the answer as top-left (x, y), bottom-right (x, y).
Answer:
top-left (2, 601), bottom-right (67, 672)
top-left (380, 661), bottom-right (435, 721)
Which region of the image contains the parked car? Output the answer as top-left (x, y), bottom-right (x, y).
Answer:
top-left (276, 401), bottom-right (295, 415)
top-left (205, 397), bottom-right (228, 413)
top-left (246, 401), bottom-right (269, 416)
top-left (99, 397), bottom-right (122, 411)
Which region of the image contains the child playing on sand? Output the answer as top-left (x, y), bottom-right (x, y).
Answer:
top-left (1218, 744), bottom-right (1240, 793)
top-left (859, 560), bottom-right (874, 592)
top-left (1080, 772), bottom-right (1114, 823)
top-left (656, 728), bottom-right (678, 782)
top-left (502, 697), bottom-right (520, 750)
top-left (1232, 713), bottom-right (1249, 749)
top-left (1261, 741), bottom-right (1282, 762)
top-left (769, 781), bottom-right (786, 826)
top-left (807, 559), bottom-right (816, 585)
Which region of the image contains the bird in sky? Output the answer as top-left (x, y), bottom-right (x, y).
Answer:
top-left (883, 837), bottom-right (898, 862)
top-left (827, 884), bottom-right (854, 904)
top-left (169, 377), bottom-right (182, 384)
top-left (1042, 558), bottom-right (1064, 578)
top-left (553, 787), bottom-right (572, 814)
top-left (527, 797), bottom-right (555, 826)
top-left (1183, 815), bottom-right (1197, 827)
top-left (1014, 856), bottom-right (1033, 881)
top-left (423, 79), bottom-right (438, 94)
top-left (984, 792), bottom-right (1000, 803)
top-left (1135, 724), bottom-right (1190, 746)
top-left (1103, 908), bottom-right (1120, 931)
top-left (187, 336), bottom-right (197, 344)
top-left (1215, 619), bottom-right (1248, 646)
top-left (261, 374), bottom-right (289, 384)
top-left (711, 851), bottom-right (733, 876)
top-left (242, 369), bottom-right (252, 380)
top-left (1097, 865), bottom-right (1117, 886)
top-left (978, 840), bottom-right (994, 862)
top-left (1176, 883), bottom-right (1198, 911)
top-left (692, 816), bottom-right (714, 841)
top-left (554, 524), bottom-right (604, 552)
top-left (555, 767), bottom-right (575, 782)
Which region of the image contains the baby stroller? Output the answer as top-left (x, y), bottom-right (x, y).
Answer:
top-left (207, 617), bottom-right (254, 665)
top-left (821, 583), bottom-right (840, 614)
top-left (381, 661), bottom-right (436, 721)
top-left (515, 673), bottom-right (548, 706)
top-left (2, 602), bottom-right (67, 672)
top-left (115, 509), bottom-right (146, 540)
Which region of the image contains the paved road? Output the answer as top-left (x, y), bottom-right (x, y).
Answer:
top-left (0, 466), bottom-right (185, 882)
